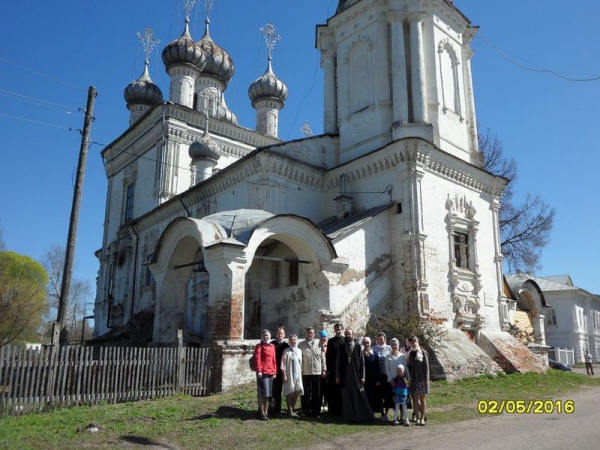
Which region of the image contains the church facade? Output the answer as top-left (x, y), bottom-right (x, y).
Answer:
top-left (93, 0), bottom-right (538, 387)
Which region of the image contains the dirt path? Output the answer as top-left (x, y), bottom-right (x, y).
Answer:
top-left (301, 384), bottom-right (600, 450)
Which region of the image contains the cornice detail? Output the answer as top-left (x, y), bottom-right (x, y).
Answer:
top-left (135, 150), bottom-right (325, 233)
top-left (103, 104), bottom-right (279, 175)
top-left (325, 139), bottom-right (506, 197)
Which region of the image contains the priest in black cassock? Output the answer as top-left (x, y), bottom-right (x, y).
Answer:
top-left (326, 323), bottom-right (344, 416)
top-left (336, 328), bottom-right (373, 423)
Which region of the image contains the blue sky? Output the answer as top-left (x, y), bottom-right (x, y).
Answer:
top-left (0, 0), bottom-right (598, 311)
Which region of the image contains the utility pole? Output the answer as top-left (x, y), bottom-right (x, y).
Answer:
top-left (55, 86), bottom-right (97, 345)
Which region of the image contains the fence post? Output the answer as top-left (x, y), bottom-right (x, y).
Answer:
top-left (176, 330), bottom-right (184, 393)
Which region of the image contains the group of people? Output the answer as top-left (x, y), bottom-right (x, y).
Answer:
top-left (252, 323), bottom-right (430, 426)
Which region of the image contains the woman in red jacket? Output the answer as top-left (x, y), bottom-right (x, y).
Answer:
top-left (254, 329), bottom-right (277, 420)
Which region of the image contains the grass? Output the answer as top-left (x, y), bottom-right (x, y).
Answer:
top-left (1, 370), bottom-right (599, 450)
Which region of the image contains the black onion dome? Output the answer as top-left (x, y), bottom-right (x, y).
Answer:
top-left (189, 131), bottom-right (221, 161)
top-left (162, 20), bottom-right (205, 71)
top-left (248, 59), bottom-right (288, 105)
top-left (198, 22), bottom-right (234, 83)
top-left (124, 63), bottom-right (163, 107)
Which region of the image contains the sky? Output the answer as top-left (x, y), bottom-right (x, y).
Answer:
top-left (0, 0), bottom-right (598, 315)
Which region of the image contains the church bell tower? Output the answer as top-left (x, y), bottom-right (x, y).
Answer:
top-left (318, 0), bottom-right (481, 166)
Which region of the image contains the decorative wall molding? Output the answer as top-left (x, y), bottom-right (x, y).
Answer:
top-left (325, 138), bottom-right (507, 197)
top-left (104, 104), bottom-right (279, 176)
top-left (134, 149), bottom-right (325, 233)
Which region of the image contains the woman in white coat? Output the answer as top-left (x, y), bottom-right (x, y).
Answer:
top-left (281, 334), bottom-right (304, 417)
top-left (384, 338), bottom-right (410, 418)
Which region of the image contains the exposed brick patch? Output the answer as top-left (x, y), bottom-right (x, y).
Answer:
top-left (479, 331), bottom-right (547, 374)
top-left (209, 295), bottom-right (244, 340)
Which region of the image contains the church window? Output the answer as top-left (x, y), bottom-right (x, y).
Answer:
top-left (453, 231), bottom-right (470, 270)
top-left (546, 308), bottom-right (557, 326)
top-left (270, 261), bottom-right (280, 289)
top-left (288, 261), bottom-right (299, 286)
top-left (144, 253), bottom-right (154, 287)
top-left (124, 183), bottom-right (135, 222)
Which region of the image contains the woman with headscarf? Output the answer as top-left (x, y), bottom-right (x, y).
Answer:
top-left (373, 331), bottom-right (392, 420)
top-left (281, 334), bottom-right (304, 417)
top-left (362, 336), bottom-right (381, 418)
top-left (254, 329), bottom-right (277, 420)
top-left (407, 335), bottom-right (430, 425)
top-left (384, 338), bottom-right (410, 422)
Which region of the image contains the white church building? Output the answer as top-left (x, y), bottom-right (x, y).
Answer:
top-left (93, 0), bottom-right (545, 389)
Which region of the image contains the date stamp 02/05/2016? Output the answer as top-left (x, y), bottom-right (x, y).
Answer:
top-left (477, 399), bottom-right (575, 415)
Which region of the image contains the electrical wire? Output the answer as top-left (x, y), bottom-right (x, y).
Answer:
top-left (0, 88), bottom-right (82, 111)
top-left (0, 111), bottom-right (79, 131)
top-left (286, 51), bottom-right (320, 140)
top-left (0, 88), bottom-right (85, 116)
top-left (479, 35), bottom-right (600, 82)
top-left (0, 56), bottom-right (87, 91)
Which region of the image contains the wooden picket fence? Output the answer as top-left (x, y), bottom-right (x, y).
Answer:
top-left (0, 343), bottom-right (216, 416)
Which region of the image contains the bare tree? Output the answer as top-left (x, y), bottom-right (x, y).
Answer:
top-left (41, 245), bottom-right (92, 341)
top-left (479, 128), bottom-right (555, 273)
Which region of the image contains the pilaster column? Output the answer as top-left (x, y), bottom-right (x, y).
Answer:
top-left (203, 244), bottom-right (250, 341)
top-left (408, 13), bottom-right (427, 123)
top-left (490, 198), bottom-right (508, 328)
top-left (537, 314), bottom-right (547, 345)
top-left (398, 144), bottom-right (429, 313)
top-left (389, 12), bottom-right (408, 124)
top-left (322, 50), bottom-right (338, 134)
top-left (462, 27), bottom-right (480, 164)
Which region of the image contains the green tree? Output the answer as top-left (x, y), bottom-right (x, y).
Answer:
top-left (366, 310), bottom-right (447, 352)
top-left (0, 219), bottom-right (6, 251)
top-left (0, 251), bottom-right (49, 345)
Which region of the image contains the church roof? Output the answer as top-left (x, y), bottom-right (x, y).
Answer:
top-left (162, 18), bottom-right (205, 71)
top-left (124, 61), bottom-right (163, 107)
top-left (504, 275), bottom-right (548, 310)
top-left (203, 209), bottom-right (274, 244)
top-left (506, 274), bottom-right (575, 293)
top-left (198, 19), bottom-right (234, 84)
top-left (542, 275), bottom-right (574, 286)
top-left (318, 203), bottom-right (393, 239)
top-left (248, 59), bottom-right (288, 105)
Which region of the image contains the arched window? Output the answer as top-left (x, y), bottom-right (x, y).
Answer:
top-left (438, 40), bottom-right (462, 118)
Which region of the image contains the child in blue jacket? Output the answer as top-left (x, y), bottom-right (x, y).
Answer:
top-left (391, 364), bottom-right (410, 426)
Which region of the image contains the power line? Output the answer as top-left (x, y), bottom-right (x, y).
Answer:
top-left (0, 111), bottom-right (79, 131)
top-left (0, 88), bottom-right (85, 116)
top-left (0, 56), bottom-right (87, 91)
top-left (286, 51), bottom-right (320, 140)
top-left (479, 35), bottom-right (600, 82)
